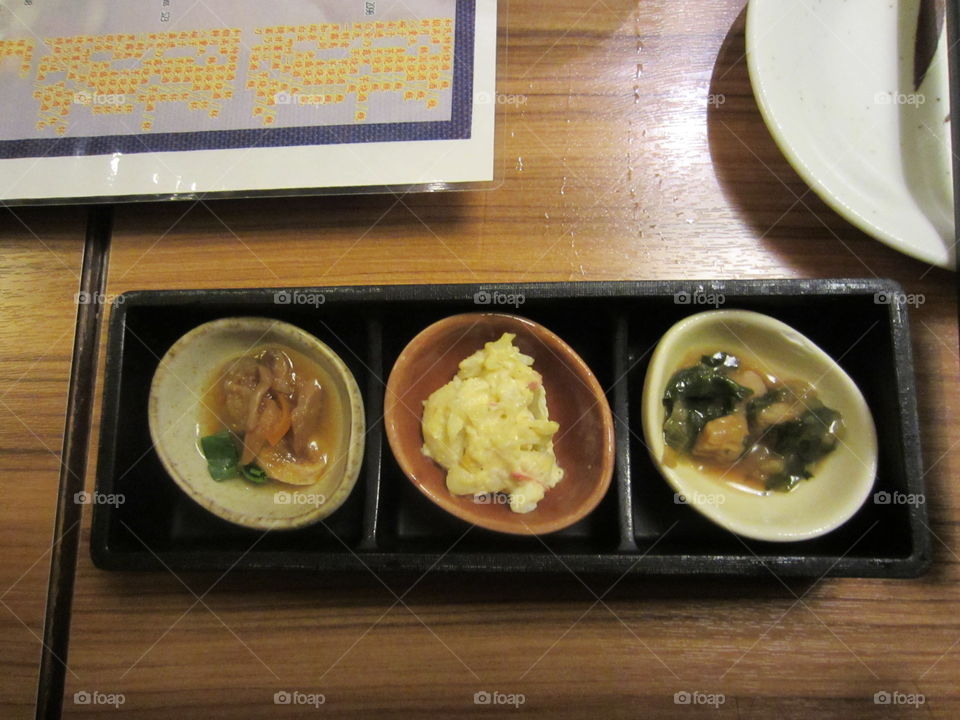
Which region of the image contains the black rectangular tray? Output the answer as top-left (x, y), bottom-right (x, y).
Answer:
top-left (90, 280), bottom-right (930, 577)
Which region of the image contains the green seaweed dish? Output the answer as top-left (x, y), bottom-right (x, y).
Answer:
top-left (661, 351), bottom-right (843, 492)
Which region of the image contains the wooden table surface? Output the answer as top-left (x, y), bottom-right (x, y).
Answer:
top-left (2, 1), bottom-right (959, 717)
top-left (0, 207), bottom-right (85, 717)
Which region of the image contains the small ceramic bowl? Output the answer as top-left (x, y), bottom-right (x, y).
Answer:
top-left (384, 313), bottom-right (615, 535)
top-left (641, 310), bottom-right (878, 542)
top-left (148, 317), bottom-right (365, 530)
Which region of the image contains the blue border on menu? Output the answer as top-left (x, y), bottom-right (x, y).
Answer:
top-left (0, 0), bottom-right (475, 160)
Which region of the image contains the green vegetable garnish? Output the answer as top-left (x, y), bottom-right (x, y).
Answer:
top-left (239, 463), bottom-right (271, 485)
top-left (662, 355), bottom-right (753, 452)
top-left (200, 431), bottom-right (240, 481)
top-left (199, 431), bottom-right (271, 486)
top-left (762, 406), bottom-right (842, 492)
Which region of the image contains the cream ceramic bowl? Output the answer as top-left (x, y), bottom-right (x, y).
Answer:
top-left (148, 317), bottom-right (365, 530)
top-left (641, 310), bottom-right (878, 542)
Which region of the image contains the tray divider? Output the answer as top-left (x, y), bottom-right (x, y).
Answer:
top-left (612, 310), bottom-right (638, 552)
top-left (357, 315), bottom-right (384, 550)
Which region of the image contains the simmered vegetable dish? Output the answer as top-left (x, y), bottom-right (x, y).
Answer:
top-left (198, 345), bottom-right (340, 487)
top-left (662, 351), bottom-right (843, 492)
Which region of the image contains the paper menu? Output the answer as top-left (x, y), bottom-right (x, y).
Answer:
top-left (0, 0), bottom-right (496, 202)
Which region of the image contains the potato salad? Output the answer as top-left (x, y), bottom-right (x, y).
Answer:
top-left (421, 333), bottom-right (564, 513)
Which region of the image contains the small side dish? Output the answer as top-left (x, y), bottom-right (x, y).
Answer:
top-left (662, 350), bottom-right (842, 493)
top-left (421, 332), bottom-right (564, 513)
top-left (149, 317), bottom-right (365, 531)
top-left (641, 309), bottom-right (878, 542)
top-left (384, 313), bottom-right (615, 536)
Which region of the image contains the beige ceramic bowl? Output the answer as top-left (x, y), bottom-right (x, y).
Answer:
top-left (384, 313), bottom-right (615, 535)
top-left (642, 310), bottom-right (878, 542)
top-left (148, 317), bottom-right (365, 530)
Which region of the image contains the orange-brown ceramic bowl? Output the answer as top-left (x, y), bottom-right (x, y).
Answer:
top-left (384, 313), bottom-right (615, 535)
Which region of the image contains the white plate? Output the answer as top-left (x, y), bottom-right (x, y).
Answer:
top-left (747, 0), bottom-right (955, 270)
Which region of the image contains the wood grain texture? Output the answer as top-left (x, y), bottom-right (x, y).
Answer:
top-left (0, 206), bottom-right (85, 719)
top-left (29, 0), bottom-right (960, 718)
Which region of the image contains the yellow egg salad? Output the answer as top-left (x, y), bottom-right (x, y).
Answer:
top-left (421, 332), bottom-right (565, 513)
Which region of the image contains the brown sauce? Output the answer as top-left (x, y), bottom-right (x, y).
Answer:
top-left (199, 344), bottom-right (342, 485)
